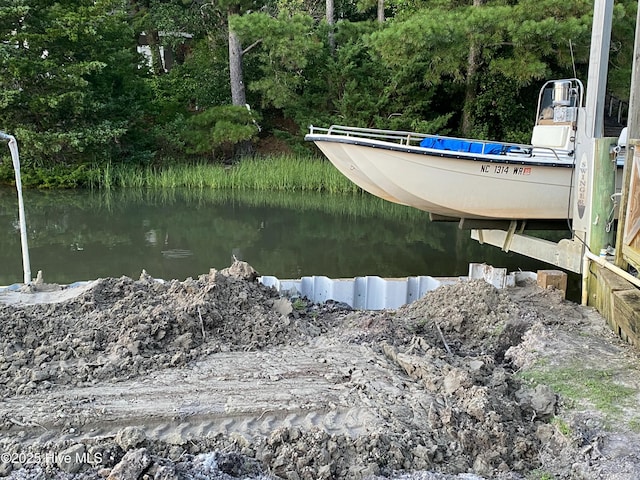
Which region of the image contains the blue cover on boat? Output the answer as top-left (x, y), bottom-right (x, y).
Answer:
top-left (419, 138), bottom-right (444, 149)
top-left (471, 142), bottom-right (505, 154)
top-left (420, 137), bottom-right (506, 154)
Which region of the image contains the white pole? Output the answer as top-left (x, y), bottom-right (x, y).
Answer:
top-left (1, 131), bottom-right (32, 284)
top-left (584, 0), bottom-right (613, 139)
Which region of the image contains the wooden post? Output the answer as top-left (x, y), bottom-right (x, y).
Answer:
top-left (573, 0), bottom-right (613, 244)
top-left (578, 0), bottom-right (615, 306)
top-left (589, 137), bottom-right (617, 255)
top-left (585, 137), bottom-right (619, 306)
top-left (583, 0), bottom-right (613, 140)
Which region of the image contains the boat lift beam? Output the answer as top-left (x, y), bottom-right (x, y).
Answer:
top-left (471, 229), bottom-right (585, 274)
top-left (430, 215), bottom-right (571, 231)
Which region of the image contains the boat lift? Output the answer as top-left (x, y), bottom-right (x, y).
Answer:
top-left (469, 0), bottom-right (617, 276)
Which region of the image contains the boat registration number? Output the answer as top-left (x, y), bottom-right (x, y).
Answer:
top-left (480, 165), bottom-right (531, 175)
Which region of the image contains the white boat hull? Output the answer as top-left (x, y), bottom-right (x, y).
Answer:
top-left (313, 141), bottom-right (409, 206)
top-left (310, 134), bottom-right (576, 220)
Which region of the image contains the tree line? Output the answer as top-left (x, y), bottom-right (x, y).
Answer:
top-left (0, 0), bottom-right (636, 168)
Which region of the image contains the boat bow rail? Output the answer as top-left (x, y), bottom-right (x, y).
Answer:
top-left (307, 124), bottom-right (430, 147)
top-left (306, 124), bottom-right (573, 164)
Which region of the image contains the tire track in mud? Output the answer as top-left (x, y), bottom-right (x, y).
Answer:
top-left (0, 341), bottom-right (389, 448)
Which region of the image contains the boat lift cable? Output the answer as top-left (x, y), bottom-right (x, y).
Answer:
top-left (569, 39), bottom-right (578, 80)
top-left (1, 131), bottom-right (31, 285)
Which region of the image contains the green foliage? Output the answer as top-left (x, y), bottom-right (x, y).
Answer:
top-left (232, 12), bottom-right (320, 109)
top-left (367, 0), bottom-right (599, 136)
top-left (291, 297), bottom-right (308, 311)
top-left (0, 0), bottom-right (153, 166)
top-left (150, 39), bottom-right (231, 115)
top-left (468, 76), bottom-right (539, 143)
top-left (608, 0), bottom-right (638, 100)
top-left (181, 105), bottom-right (261, 160)
top-left (133, 0), bottom-right (208, 44)
top-left (0, 0), bottom-right (635, 186)
top-left (146, 38), bottom-right (233, 160)
top-left (0, 161), bottom-right (99, 189)
top-left (526, 470), bottom-right (555, 480)
top-left (371, 8), bottom-right (467, 83)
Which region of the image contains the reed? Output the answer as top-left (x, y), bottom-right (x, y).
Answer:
top-left (96, 155), bottom-right (360, 194)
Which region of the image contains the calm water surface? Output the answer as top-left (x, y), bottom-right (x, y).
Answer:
top-left (0, 187), bottom-right (569, 288)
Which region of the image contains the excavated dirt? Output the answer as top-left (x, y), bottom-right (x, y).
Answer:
top-left (0, 261), bottom-right (639, 479)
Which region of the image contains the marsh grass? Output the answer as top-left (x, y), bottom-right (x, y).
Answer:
top-left (94, 155), bottom-right (360, 194)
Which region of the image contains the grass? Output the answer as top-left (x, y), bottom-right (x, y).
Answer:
top-left (551, 416), bottom-right (572, 436)
top-left (291, 298), bottom-right (308, 311)
top-left (526, 471), bottom-right (555, 480)
top-left (628, 416), bottom-right (640, 433)
top-left (91, 155), bottom-right (361, 194)
top-left (518, 362), bottom-right (636, 418)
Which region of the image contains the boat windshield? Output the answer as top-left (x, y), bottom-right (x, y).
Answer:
top-left (536, 79), bottom-right (582, 126)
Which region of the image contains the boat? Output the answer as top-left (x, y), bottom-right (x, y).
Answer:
top-left (306, 79), bottom-right (624, 221)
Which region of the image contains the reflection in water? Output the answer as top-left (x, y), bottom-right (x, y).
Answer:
top-left (144, 225), bottom-right (157, 246)
top-left (0, 187), bottom-right (573, 293)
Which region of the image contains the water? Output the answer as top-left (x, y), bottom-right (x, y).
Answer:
top-left (0, 187), bottom-right (573, 290)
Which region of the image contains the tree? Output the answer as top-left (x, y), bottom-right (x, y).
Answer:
top-left (606, 0), bottom-right (637, 100)
top-left (228, 5), bottom-right (248, 107)
top-left (180, 104), bottom-right (260, 160)
top-left (368, 0), bottom-right (599, 140)
top-left (327, 0), bottom-right (335, 50)
top-left (355, 0), bottom-right (385, 23)
top-left (461, 0), bottom-right (483, 137)
top-left (185, 0), bottom-right (263, 157)
top-left (0, 0), bottom-right (151, 166)
top-left (200, 0), bottom-right (261, 108)
top-left (128, 0), bottom-right (264, 160)
top-left (231, 12), bottom-right (319, 109)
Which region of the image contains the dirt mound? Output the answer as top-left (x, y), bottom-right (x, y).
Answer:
top-left (0, 264), bottom-right (337, 398)
top-left (1, 263), bottom-right (639, 480)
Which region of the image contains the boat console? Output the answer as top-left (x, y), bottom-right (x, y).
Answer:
top-left (531, 79), bottom-right (583, 154)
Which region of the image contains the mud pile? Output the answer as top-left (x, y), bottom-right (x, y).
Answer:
top-left (0, 261), bottom-right (638, 480)
top-left (0, 263), bottom-right (335, 398)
